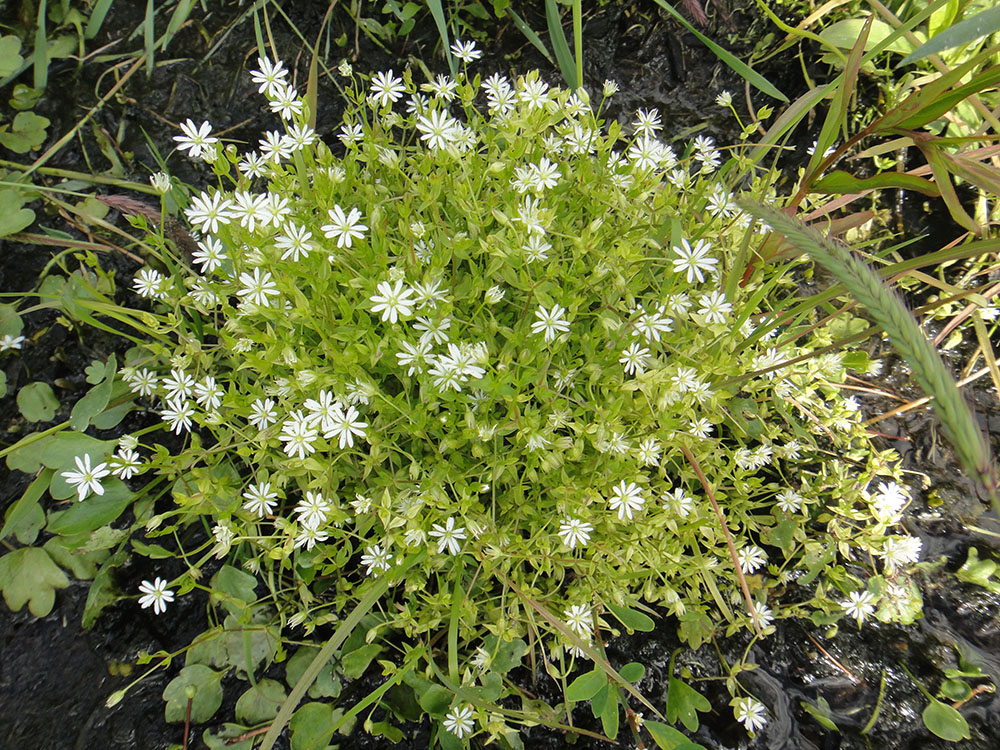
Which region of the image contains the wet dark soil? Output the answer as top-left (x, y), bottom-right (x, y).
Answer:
top-left (2, 2), bottom-right (999, 749)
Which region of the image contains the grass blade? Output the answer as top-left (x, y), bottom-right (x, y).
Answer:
top-left (162, 0), bottom-right (196, 51)
top-left (33, 0), bottom-right (48, 91)
top-left (506, 7), bottom-right (554, 64)
top-left (85, 0), bottom-right (115, 40)
top-left (545, 0), bottom-right (577, 88)
top-left (651, 0), bottom-right (787, 101)
top-left (901, 5), bottom-right (1000, 65)
top-left (739, 199), bottom-right (999, 509)
top-left (143, 0), bottom-right (155, 78)
top-left (425, 0), bottom-right (456, 77)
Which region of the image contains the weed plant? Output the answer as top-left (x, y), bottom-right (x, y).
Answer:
top-left (1, 47), bottom-right (935, 748)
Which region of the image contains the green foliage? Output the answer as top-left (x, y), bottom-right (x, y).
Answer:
top-left (922, 698), bottom-right (971, 741)
top-left (16, 381), bottom-right (59, 421)
top-left (162, 664), bottom-right (225, 723)
top-left (0, 546), bottom-right (69, 616)
top-left (0, 111), bottom-right (50, 152)
top-left (956, 547), bottom-right (1000, 593)
top-left (666, 675), bottom-right (711, 732)
top-left (0, 189), bottom-right (36, 237)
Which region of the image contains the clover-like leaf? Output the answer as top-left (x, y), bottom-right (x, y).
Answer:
top-left (666, 675), bottom-right (711, 732)
top-left (235, 678), bottom-right (287, 724)
top-left (0, 111), bottom-right (50, 153)
top-left (16, 381), bottom-right (59, 422)
top-left (162, 665), bottom-right (224, 723)
top-left (0, 547), bottom-right (69, 616)
top-left (0, 35), bottom-right (24, 77)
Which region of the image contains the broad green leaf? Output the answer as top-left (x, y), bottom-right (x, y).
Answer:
top-left (646, 720), bottom-right (705, 750)
top-left (44, 534), bottom-right (109, 578)
top-left (162, 665), bottom-right (225, 723)
top-left (922, 698), bottom-right (970, 741)
top-left (813, 170), bottom-right (941, 198)
top-left (901, 6), bottom-right (1000, 65)
top-left (600, 684), bottom-right (619, 738)
top-left (235, 679), bottom-right (287, 724)
top-left (481, 635), bottom-right (527, 674)
top-left (69, 355), bottom-right (116, 430)
top-left (0, 469), bottom-right (50, 544)
top-left (17, 381), bottom-right (60, 422)
top-left (666, 676), bottom-right (711, 732)
top-left (566, 668), bottom-right (608, 702)
top-left (956, 547), bottom-right (1000, 593)
top-left (203, 724), bottom-right (255, 750)
top-left (818, 18), bottom-right (918, 55)
top-left (620, 662), bottom-right (645, 684)
top-left (289, 702), bottom-right (335, 750)
top-left (40, 432), bottom-right (116, 470)
top-left (0, 303), bottom-right (23, 336)
top-left (762, 518), bottom-right (798, 555)
top-left (211, 564), bottom-right (259, 611)
top-left (0, 547), bottom-right (69, 616)
top-left (607, 602), bottom-right (655, 632)
top-left (0, 111), bottom-right (50, 153)
top-left (340, 643), bottom-right (383, 679)
top-left (0, 35), bottom-right (24, 77)
top-left (46, 480), bottom-right (132, 535)
top-left (0, 189), bottom-right (34, 237)
top-left (285, 646), bottom-right (342, 699)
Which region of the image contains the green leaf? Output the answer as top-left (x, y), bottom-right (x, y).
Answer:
top-left (762, 518), bottom-right (797, 555)
top-left (289, 702), bottom-right (335, 750)
top-left (44, 534), bottom-right (109, 578)
top-left (0, 547), bottom-right (69, 616)
top-left (46, 480), bottom-right (132, 535)
top-left (901, 6), bottom-right (1000, 65)
top-left (0, 111), bottom-right (50, 153)
top-left (646, 720), bottom-right (705, 749)
top-left (41, 432), bottom-right (116, 470)
top-left (600, 685), bottom-right (620, 738)
top-left (0, 469), bottom-right (50, 544)
top-left (620, 662), bottom-right (645, 684)
top-left (818, 18), bottom-right (917, 55)
top-left (235, 679), bottom-right (288, 724)
top-left (481, 635), bottom-right (527, 674)
top-left (955, 547), bottom-right (1000, 594)
top-left (211, 564), bottom-right (259, 611)
top-left (801, 697), bottom-right (839, 731)
top-left (566, 668), bottom-right (608, 702)
top-left (82, 548), bottom-right (127, 629)
top-left (0, 35), bottom-right (24, 77)
top-left (203, 724), bottom-right (255, 750)
top-left (666, 676), bottom-right (712, 732)
top-left (606, 602), bottom-right (655, 632)
top-left (0, 189), bottom-right (35, 237)
top-left (922, 698), bottom-right (970, 741)
top-left (17, 381), bottom-right (60, 422)
top-left (812, 170), bottom-right (941, 198)
top-left (340, 643), bottom-right (383, 679)
top-left (162, 665), bottom-right (225, 723)
top-left (69, 355), bottom-right (116, 430)
top-left (938, 679), bottom-right (972, 702)
top-left (285, 646), bottom-right (342, 699)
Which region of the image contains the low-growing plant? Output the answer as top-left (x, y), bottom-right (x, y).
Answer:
top-left (3, 47), bottom-right (933, 746)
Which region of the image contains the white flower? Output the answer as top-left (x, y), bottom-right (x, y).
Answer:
top-left (663, 487), bottom-right (694, 517)
top-left (280, 410), bottom-right (319, 459)
top-left (370, 69), bottom-right (405, 107)
top-left (133, 268), bottom-right (167, 299)
top-left (530, 304), bottom-right (570, 342)
top-left (173, 119), bottom-right (217, 159)
top-left (322, 403), bottom-right (368, 449)
top-left (294, 525), bottom-right (328, 551)
top-left (149, 172), bottom-right (171, 193)
top-left (429, 516), bottom-right (467, 555)
top-left (735, 697), bottom-right (767, 733)
top-left (633, 108), bottom-right (662, 136)
top-left (619, 342), bottom-right (651, 376)
top-left (603, 79), bottom-right (619, 96)
top-left (564, 603), bottom-right (592, 636)
top-left (275, 222), bottom-right (314, 262)
top-left (750, 600), bottom-right (775, 628)
top-left (193, 376), bottom-right (224, 410)
top-left (295, 491), bottom-right (332, 529)
top-left (775, 489), bottom-right (803, 513)
top-left (137, 577), bottom-right (175, 615)
top-left (249, 397), bottom-right (278, 430)
top-left (369, 279), bottom-right (415, 323)
top-left (422, 74), bottom-right (458, 102)
top-left (125, 367), bottom-right (157, 397)
top-left (635, 437), bottom-right (662, 466)
top-left (558, 518), bottom-right (594, 549)
top-left (881, 535), bottom-right (922, 572)
top-left (250, 56), bottom-right (288, 97)
top-left (193, 237), bottom-right (227, 274)
top-left (737, 545), bottom-right (767, 573)
top-left (321, 205), bottom-right (368, 249)
top-left (872, 481), bottom-right (908, 523)
top-left (185, 191), bottom-right (233, 234)
top-left (396, 340), bottom-right (431, 375)
top-left (361, 544), bottom-right (395, 575)
top-left (109, 448), bottom-right (142, 479)
top-left (485, 285), bottom-right (506, 304)
top-left (450, 39), bottom-right (481, 63)
top-left (716, 90), bottom-right (733, 108)
top-left (259, 129), bottom-right (293, 162)
top-left (243, 481), bottom-right (279, 517)
top-left (237, 267), bottom-right (280, 307)
top-left (843, 589), bottom-right (878, 624)
top-left (698, 290), bottom-right (732, 325)
top-left (61, 454), bottom-right (111, 501)
top-left (673, 238), bottom-right (718, 283)
top-left (415, 108), bottom-right (459, 150)
top-left (443, 704), bottom-right (475, 739)
top-left (0, 333), bottom-right (25, 351)
top-left (268, 82), bottom-right (303, 119)
top-left (608, 480), bottom-right (646, 521)
top-left (161, 398), bottom-right (194, 434)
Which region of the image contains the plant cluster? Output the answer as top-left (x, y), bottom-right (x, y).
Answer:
top-left (1, 42), bottom-right (937, 746)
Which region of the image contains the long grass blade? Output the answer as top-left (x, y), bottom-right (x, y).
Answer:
top-left (545, 0), bottom-right (578, 88)
top-left (143, 0), bottom-right (155, 78)
top-left (901, 5), bottom-right (1000, 65)
top-left (162, 0), bottom-right (196, 51)
top-left (651, 0), bottom-right (787, 101)
top-left (739, 200), bottom-right (999, 509)
top-left (425, 0), bottom-right (456, 77)
top-left (33, 0), bottom-right (48, 91)
top-left (85, 0), bottom-right (115, 40)
top-left (506, 7), bottom-right (554, 64)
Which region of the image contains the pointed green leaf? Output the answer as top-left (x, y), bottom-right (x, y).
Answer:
top-left (901, 6), bottom-right (1000, 65)
top-left (666, 676), bottom-right (712, 732)
top-left (922, 698), bottom-right (970, 741)
top-left (646, 720), bottom-right (706, 749)
top-left (566, 668), bottom-right (608, 702)
top-left (606, 602), bottom-right (655, 632)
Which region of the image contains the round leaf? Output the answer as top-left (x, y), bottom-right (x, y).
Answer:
top-left (922, 699), bottom-right (970, 741)
top-left (17, 381), bottom-right (59, 422)
top-left (162, 665), bottom-right (224, 723)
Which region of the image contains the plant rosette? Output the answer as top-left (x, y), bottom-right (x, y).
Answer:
top-left (14, 53), bottom-right (926, 743)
